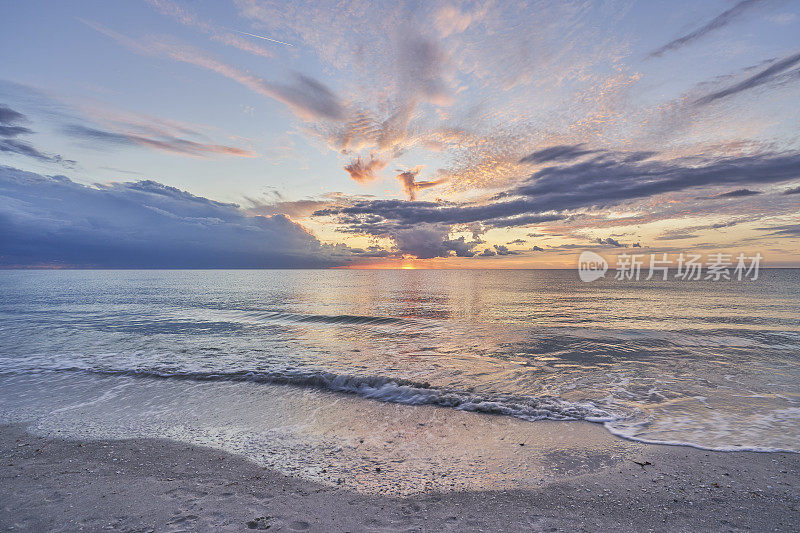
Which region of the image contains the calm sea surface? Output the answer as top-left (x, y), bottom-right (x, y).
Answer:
top-left (1, 269), bottom-right (798, 453)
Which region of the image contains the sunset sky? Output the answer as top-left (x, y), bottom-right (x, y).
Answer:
top-left (1, 0), bottom-right (799, 268)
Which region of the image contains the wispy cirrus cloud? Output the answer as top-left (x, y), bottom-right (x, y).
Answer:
top-left (145, 0), bottom-right (277, 57)
top-left (648, 0), bottom-right (768, 58)
top-left (0, 104), bottom-right (73, 166)
top-left (519, 144), bottom-right (601, 164)
top-left (756, 223), bottom-right (800, 238)
top-left (694, 51), bottom-right (800, 105)
top-left (81, 20), bottom-right (344, 122)
top-left (63, 124), bottom-right (256, 158)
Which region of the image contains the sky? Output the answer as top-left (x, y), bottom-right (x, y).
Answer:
top-left (1, 0), bottom-right (799, 268)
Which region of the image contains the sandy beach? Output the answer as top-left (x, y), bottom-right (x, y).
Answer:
top-left (3, 0), bottom-right (800, 528)
top-left (2, 423), bottom-right (798, 532)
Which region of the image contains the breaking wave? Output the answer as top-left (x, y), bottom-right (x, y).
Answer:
top-left (35, 366), bottom-right (620, 424)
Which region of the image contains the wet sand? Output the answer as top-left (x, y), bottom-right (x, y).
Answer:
top-left (2, 423), bottom-right (798, 532)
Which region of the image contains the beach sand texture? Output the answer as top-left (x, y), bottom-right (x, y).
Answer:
top-left (2, 424), bottom-right (798, 532)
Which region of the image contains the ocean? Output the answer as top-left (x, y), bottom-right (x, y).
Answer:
top-left (1, 269), bottom-right (798, 491)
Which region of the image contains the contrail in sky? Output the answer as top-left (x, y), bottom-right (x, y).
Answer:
top-left (232, 29), bottom-right (294, 47)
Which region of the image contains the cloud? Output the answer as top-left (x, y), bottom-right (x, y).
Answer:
top-left (0, 104), bottom-right (73, 166)
top-left (230, 5), bottom-right (460, 179)
top-left (392, 225), bottom-right (478, 258)
top-left (0, 165), bottom-right (348, 268)
top-left (396, 32), bottom-right (453, 107)
top-left (0, 105), bottom-right (27, 128)
top-left (83, 21), bottom-right (343, 122)
top-left (531, 246), bottom-right (544, 252)
top-left (519, 144), bottom-right (599, 164)
top-left (319, 150), bottom-right (800, 231)
top-left (312, 148), bottom-right (800, 259)
top-left (226, 1), bottom-right (653, 195)
top-left (492, 244), bottom-right (518, 256)
top-left (756, 223), bottom-right (800, 237)
top-left (502, 150), bottom-right (800, 214)
top-left (596, 237), bottom-right (625, 248)
top-left (327, 28), bottom-right (455, 179)
top-left (433, 4), bottom-right (482, 37)
top-left (344, 155), bottom-right (387, 184)
top-left (63, 124), bottom-right (255, 158)
top-left (712, 188), bottom-right (763, 198)
top-left (784, 185), bottom-right (800, 195)
top-left (474, 244), bottom-right (525, 257)
top-left (146, 0), bottom-right (276, 57)
top-left (244, 198), bottom-right (332, 219)
top-left (694, 51), bottom-right (800, 105)
top-left (649, 0), bottom-right (766, 58)
top-left (350, 245), bottom-right (396, 258)
top-left (396, 167), bottom-right (445, 200)
top-left (507, 239), bottom-right (526, 245)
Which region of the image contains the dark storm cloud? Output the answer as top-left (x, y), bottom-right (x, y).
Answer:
top-left (63, 124), bottom-right (255, 158)
top-left (596, 237), bottom-right (625, 248)
top-left (695, 51), bottom-right (800, 105)
top-left (318, 150), bottom-right (800, 231)
top-left (392, 225), bottom-right (479, 259)
top-left (504, 151), bottom-right (800, 212)
top-left (0, 166), bottom-right (346, 268)
top-left (314, 198), bottom-right (565, 228)
top-left (492, 245), bottom-right (518, 256)
top-left (519, 144), bottom-right (599, 164)
top-left (0, 104), bottom-right (72, 165)
top-left (649, 0), bottom-right (766, 58)
top-left (712, 188), bottom-right (762, 198)
top-left (488, 213), bottom-right (565, 228)
top-left (596, 237), bottom-right (641, 248)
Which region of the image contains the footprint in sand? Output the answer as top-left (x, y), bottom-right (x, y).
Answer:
top-left (247, 515), bottom-right (275, 530)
